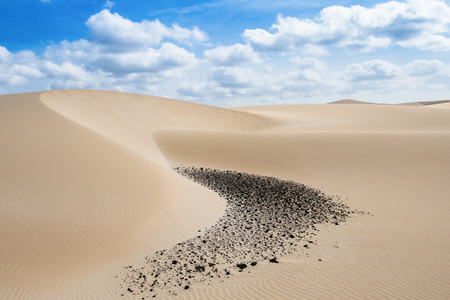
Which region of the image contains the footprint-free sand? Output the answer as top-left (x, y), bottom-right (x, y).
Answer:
top-left (1, 90), bottom-right (449, 299)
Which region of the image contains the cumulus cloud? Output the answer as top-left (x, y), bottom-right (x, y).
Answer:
top-left (40, 10), bottom-right (202, 78)
top-left (343, 60), bottom-right (402, 82)
top-left (104, 0), bottom-right (114, 9)
top-left (177, 82), bottom-right (210, 99)
top-left (0, 46), bottom-right (12, 64)
top-left (177, 65), bottom-right (283, 103)
top-left (95, 43), bottom-right (197, 74)
top-left (212, 66), bottom-right (259, 89)
top-left (0, 9), bottom-right (205, 94)
top-left (288, 57), bottom-right (330, 83)
top-left (42, 61), bottom-right (92, 81)
top-left (279, 57), bottom-right (340, 98)
top-left (2, 2), bottom-right (450, 104)
top-left (43, 39), bottom-right (100, 64)
top-left (204, 44), bottom-right (261, 66)
top-left (175, 55), bottom-right (450, 105)
top-left (244, 0), bottom-right (450, 52)
top-left (86, 10), bottom-right (207, 51)
top-left (0, 46), bottom-right (43, 86)
top-left (404, 59), bottom-right (446, 76)
top-left (177, 57), bottom-right (339, 104)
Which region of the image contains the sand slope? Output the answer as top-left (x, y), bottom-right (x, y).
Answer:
top-left (1, 90), bottom-right (450, 299)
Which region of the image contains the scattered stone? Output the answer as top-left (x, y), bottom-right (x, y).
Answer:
top-left (195, 266), bottom-right (205, 272)
top-left (120, 166), bottom-right (358, 297)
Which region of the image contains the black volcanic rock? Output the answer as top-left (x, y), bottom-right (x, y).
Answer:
top-left (195, 266), bottom-right (205, 272)
top-left (121, 166), bottom-right (358, 297)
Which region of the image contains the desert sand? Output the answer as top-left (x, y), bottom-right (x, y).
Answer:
top-left (1, 90), bottom-right (449, 299)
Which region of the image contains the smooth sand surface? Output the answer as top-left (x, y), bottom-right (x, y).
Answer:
top-left (1, 90), bottom-right (449, 299)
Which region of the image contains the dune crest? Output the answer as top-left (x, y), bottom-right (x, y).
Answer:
top-left (40, 89), bottom-right (273, 164)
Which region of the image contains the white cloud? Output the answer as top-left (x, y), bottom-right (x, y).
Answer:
top-left (244, 0), bottom-right (450, 52)
top-left (212, 66), bottom-right (259, 89)
top-left (43, 61), bottom-right (91, 81)
top-left (86, 10), bottom-right (207, 51)
top-left (95, 43), bottom-right (197, 74)
top-left (9, 64), bottom-right (43, 79)
top-left (104, 0), bottom-right (114, 9)
top-left (43, 39), bottom-right (100, 64)
top-left (2, 3), bottom-right (450, 105)
top-left (41, 11), bottom-right (200, 77)
top-left (177, 81), bottom-right (210, 99)
top-left (289, 57), bottom-right (329, 82)
top-left (0, 47), bottom-right (43, 87)
top-left (175, 65), bottom-right (283, 104)
top-left (204, 44), bottom-right (261, 66)
top-left (176, 55), bottom-right (450, 105)
top-left (343, 60), bottom-right (402, 82)
top-left (279, 57), bottom-right (340, 98)
top-left (0, 10), bottom-right (205, 94)
top-left (40, 0), bottom-right (51, 3)
top-left (0, 46), bottom-right (12, 64)
top-left (404, 59), bottom-right (446, 76)
top-left (0, 74), bottom-right (28, 86)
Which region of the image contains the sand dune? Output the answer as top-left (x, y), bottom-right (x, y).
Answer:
top-left (1, 90), bottom-right (449, 299)
top-left (395, 99), bottom-right (450, 107)
top-left (40, 90), bottom-right (271, 164)
top-left (327, 99), bottom-right (381, 105)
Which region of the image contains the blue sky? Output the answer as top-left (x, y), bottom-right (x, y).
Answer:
top-left (1, 0), bottom-right (450, 105)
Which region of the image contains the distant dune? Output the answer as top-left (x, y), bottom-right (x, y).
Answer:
top-left (1, 90), bottom-right (449, 299)
top-left (327, 99), bottom-right (381, 105)
top-left (395, 99), bottom-right (450, 107)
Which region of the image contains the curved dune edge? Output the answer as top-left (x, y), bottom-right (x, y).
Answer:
top-left (428, 102), bottom-right (450, 108)
top-left (328, 99), bottom-right (450, 106)
top-left (396, 99), bottom-right (450, 106)
top-left (153, 104), bottom-right (450, 299)
top-left (1, 90), bottom-right (450, 299)
top-left (2, 91), bottom-right (234, 299)
top-left (39, 89), bottom-right (275, 164)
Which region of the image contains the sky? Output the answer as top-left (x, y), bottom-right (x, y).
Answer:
top-left (1, 0), bottom-right (450, 106)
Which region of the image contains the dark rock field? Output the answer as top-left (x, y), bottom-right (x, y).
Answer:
top-left (121, 166), bottom-right (360, 298)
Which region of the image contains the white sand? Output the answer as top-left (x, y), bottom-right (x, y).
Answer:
top-left (1, 90), bottom-right (449, 299)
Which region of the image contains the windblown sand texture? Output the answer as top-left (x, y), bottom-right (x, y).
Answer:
top-left (1, 90), bottom-right (449, 299)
